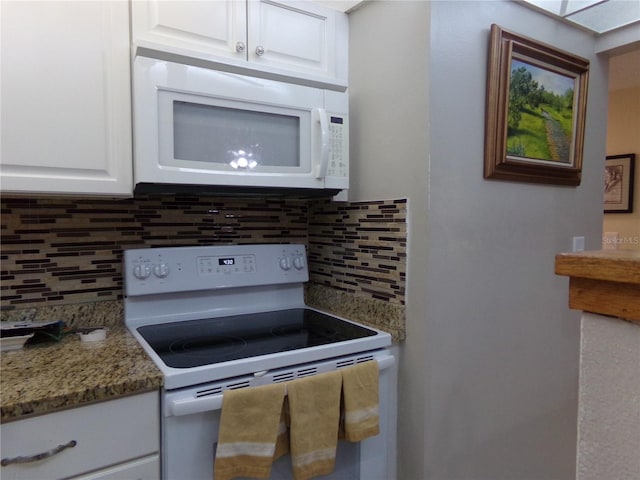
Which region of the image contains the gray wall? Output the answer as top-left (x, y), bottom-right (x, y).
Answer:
top-left (349, 1), bottom-right (607, 478)
top-left (349, 2), bottom-right (430, 478)
top-left (577, 313), bottom-right (640, 480)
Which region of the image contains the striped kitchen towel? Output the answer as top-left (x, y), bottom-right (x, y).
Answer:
top-left (341, 360), bottom-right (380, 441)
top-left (274, 400), bottom-right (290, 460)
top-left (214, 382), bottom-right (286, 480)
top-left (287, 369), bottom-right (343, 480)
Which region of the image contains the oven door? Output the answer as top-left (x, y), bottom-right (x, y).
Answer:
top-left (161, 350), bottom-right (397, 480)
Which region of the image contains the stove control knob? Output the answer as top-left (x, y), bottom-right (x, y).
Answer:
top-left (133, 264), bottom-right (151, 280)
top-left (293, 256), bottom-right (305, 270)
top-left (153, 263), bottom-right (170, 278)
top-left (279, 256), bottom-right (291, 271)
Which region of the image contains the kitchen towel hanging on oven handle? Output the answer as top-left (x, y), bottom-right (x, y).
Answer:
top-left (214, 383), bottom-right (287, 480)
top-left (214, 360), bottom-right (381, 480)
top-left (341, 360), bottom-right (380, 441)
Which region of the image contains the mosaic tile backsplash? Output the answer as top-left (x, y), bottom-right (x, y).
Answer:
top-left (1, 196), bottom-right (407, 324)
top-left (308, 199), bottom-right (406, 306)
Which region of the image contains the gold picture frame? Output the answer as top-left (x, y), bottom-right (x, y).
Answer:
top-left (484, 24), bottom-right (590, 186)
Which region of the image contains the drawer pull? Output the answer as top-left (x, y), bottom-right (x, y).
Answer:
top-left (1, 440), bottom-right (77, 466)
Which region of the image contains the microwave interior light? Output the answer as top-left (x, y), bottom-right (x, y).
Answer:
top-left (229, 148), bottom-right (259, 169)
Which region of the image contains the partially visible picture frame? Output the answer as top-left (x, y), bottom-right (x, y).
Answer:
top-left (604, 153), bottom-right (635, 213)
top-left (484, 24), bottom-right (590, 186)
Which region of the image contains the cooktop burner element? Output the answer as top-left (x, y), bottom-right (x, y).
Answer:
top-left (137, 308), bottom-right (376, 368)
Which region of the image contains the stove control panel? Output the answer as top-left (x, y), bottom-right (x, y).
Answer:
top-left (279, 254), bottom-right (305, 271)
top-left (197, 255), bottom-right (256, 275)
top-left (124, 244), bottom-right (309, 296)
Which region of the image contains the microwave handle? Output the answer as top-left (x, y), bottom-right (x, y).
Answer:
top-left (313, 108), bottom-right (330, 179)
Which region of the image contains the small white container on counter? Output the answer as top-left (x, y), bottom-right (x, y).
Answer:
top-left (0, 334), bottom-right (34, 352)
top-left (78, 328), bottom-right (108, 343)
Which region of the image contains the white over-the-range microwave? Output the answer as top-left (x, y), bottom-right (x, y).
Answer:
top-left (132, 54), bottom-right (349, 197)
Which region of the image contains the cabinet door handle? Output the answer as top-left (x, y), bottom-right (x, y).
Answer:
top-left (1, 440), bottom-right (77, 466)
top-left (255, 45), bottom-right (265, 56)
top-left (235, 41), bottom-right (245, 53)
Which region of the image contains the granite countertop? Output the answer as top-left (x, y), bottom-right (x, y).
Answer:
top-left (0, 287), bottom-right (405, 423)
top-left (555, 250), bottom-right (640, 323)
top-left (1, 325), bottom-right (163, 422)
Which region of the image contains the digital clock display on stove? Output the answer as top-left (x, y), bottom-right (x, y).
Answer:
top-left (218, 258), bottom-right (235, 266)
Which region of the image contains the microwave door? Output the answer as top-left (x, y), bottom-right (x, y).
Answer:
top-left (155, 92), bottom-right (323, 189)
top-left (172, 101), bottom-right (300, 170)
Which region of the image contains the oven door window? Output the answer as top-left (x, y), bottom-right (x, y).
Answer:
top-left (158, 91), bottom-right (312, 174)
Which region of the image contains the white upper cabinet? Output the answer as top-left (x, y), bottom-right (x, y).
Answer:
top-left (0, 1), bottom-right (133, 196)
top-left (131, 0), bottom-right (247, 64)
top-left (131, 0), bottom-right (348, 88)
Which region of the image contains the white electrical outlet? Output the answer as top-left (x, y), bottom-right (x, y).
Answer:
top-left (572, 236), bottom-right (585, 252)
top-left (603, 232), bottom-right (619, 250)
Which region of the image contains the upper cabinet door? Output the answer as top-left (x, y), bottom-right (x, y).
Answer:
top-left (130, 0), bottom-right (248, 63)
top-left (131, 0), bottom-right (347, 88)
top-left (0, 1), bottom-right (133, 196)
top-left (247, 0), bottom-right (346, 83)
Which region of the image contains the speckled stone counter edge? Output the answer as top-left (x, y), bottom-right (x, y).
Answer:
top-left (1, 288), bottom-right (403, 422)
top-left (1, 292), bottom-right (406, 340)
top-left (1, 300), bottom-right (123, 328)
top-left (305, 283), bottom-right (406, 342)
top-left (1, 323), bottom-right (162, 423)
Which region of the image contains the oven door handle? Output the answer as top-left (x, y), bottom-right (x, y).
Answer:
top-left (167, 354), bottom-right (395, 417)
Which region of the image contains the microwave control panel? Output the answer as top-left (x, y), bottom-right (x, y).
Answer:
top-left (327, 115), bottom-right (348, 180)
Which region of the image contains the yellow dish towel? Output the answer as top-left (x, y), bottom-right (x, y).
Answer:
top-left (287, 370), bottom-right (343, 480)
top-left (274, 401), bottom-right (290, 460)
top-left (341, 360), bottom-right (380, 441)
top-left (214, 382), bottom-right (287, 480)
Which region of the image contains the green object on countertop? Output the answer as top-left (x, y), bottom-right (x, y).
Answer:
top-left (24, 320), bottom-right (67, 344)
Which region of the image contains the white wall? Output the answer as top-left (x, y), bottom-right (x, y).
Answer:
top-left (603, 85), bottom-right (640, 250)
top-left (349, 3), bottom-right (430, 477)
top-left (577, 313), bottom-right (640, 480)
top-left (349, 1), bottom-right (608, 478)
top-left (427, 3), bottom-right (606, 478)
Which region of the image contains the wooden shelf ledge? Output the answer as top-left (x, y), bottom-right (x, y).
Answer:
top-left (555, 250), bottom-right (640, 323)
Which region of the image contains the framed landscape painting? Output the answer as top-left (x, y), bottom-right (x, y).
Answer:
top-left (484, 24), bottom-right (590, 186)
top-left (604, 154), bottom-right (635, 213)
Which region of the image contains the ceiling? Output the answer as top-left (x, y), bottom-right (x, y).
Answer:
top-left (519, 0), bottom-right (640, 34)
top-left (609, 48), bottom-right (640, 90)
top-left (330, 0), bottom-right (640, 34)
top-left (329, 0), bottom-right (640, 89)
top-left (510, 1), bottom-right (640, 90)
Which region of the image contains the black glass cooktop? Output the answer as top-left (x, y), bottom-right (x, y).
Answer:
top-left (137, 308), bottom-right (377, 369)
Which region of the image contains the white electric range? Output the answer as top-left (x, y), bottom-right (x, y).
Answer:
top-left (123, 243), bottom-right (397, 480)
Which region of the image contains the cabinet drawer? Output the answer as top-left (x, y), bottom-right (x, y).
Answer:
top-left (0, 391), bottom-right (159, 480)
top-left (71, 454), bottom-right (159, 480)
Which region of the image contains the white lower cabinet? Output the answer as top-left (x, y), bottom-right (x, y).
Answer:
top-left (0, 391), bottom-right (160, 480)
